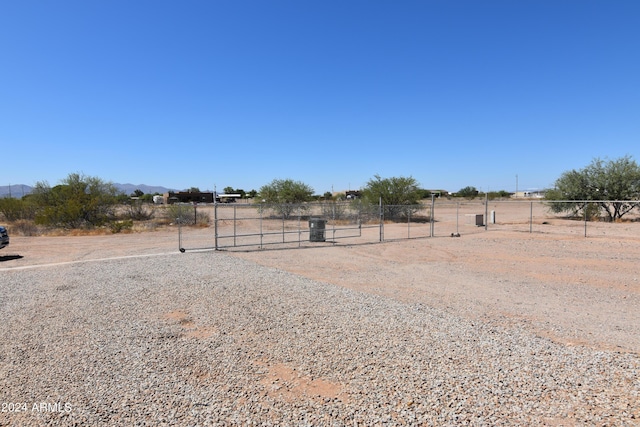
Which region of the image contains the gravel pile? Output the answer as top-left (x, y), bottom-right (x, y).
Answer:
top-left (1, 251), bottom-right (638, 426)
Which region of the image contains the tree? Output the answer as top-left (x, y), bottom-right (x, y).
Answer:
top-left (456, 186), bottom-right (479, 198)
top-left (31, 173), bottom-right (123, 228)
top-left (258, 179), bottom-right (314, 218)
top-left (139, 193), bottom-right (155, 203)
top-left (485, 190), bottom-right (511, 200)
top-left (416, 189), bottom-right (432, 199)
top-left (223, 187), bottom-right (247, 198)
top-left (0, 196), bottom-right (37, 221)
top-left (546, 156), bottom-right (640, 221)
top-left (361, 174), bottom-right (421, 220)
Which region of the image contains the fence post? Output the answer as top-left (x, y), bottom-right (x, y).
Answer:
top-left (332, 203), bottom-right (336, 241)
top-left (456, 201), bottom-right (459, 235)
top-left (529, 201), bottom-right (533, 233)
top-left (484, 193), bottom-right (489, 231)
top-left (260, 203), bottom-right (264, 248)
top-left (379, 197), bottom-right (384, 242)
top-left (214, 201), bottom-right (218, 250)
top-left (297, 205), bottom-right (302, 247)
top-left (430, 194), bottom-right (435, 237)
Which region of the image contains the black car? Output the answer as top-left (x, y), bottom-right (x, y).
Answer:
top-left (0, 226), bottom-right (9, 249)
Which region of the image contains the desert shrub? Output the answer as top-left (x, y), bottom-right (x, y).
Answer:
top-left (165, 204), bottom-right (193, 224)
top-left (456, 186), bottom-right (479, 199)
top-left (31, 173), bottom-right (122, 228)
top-left (259, 202), bottom-right (309, 220)
top-left (487, 190), bottom-right (512, 200)
top-left (258, 179), bottom-right (314, 219)
top-left (165, 204), bottom-right (210, 226)
top-left (10, 220), bottom-right (39, 236)
top-left (547, 156), bottom-right (640, 221)
top-left (360, 175), bottom-right (421, 221)
top-left (0, 197), bottom-right (37, 221)
top-left (109, 219), bottom-right (133, 233)
top-left (125, 200), bottom-right (154, 221)
top-left (349, 199), bottom-right (380, 223)
top-left (320, 201), bottom-right (348, 220)
top-left (196, 211), bottom-right (210, 226)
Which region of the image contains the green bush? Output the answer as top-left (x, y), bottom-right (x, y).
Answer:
top-left (361, 175), bottom-right (421, 221)
top-left (546, 156), bottom-right (640, 221)
top-left (31, 173), bottom-right (122, 228)
top-left (125, 200), bottom-right (154, 221)
top-left (0, 197), bottom-right (37, 221)
top-left (109, 219), bottom-right (133, 233)
top-left (258, 179), bottom-right (314, 219)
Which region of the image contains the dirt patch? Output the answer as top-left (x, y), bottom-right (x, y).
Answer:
top-left (163, 309), bottom-right (216, 339)
top-left (256, 361), bottom-right (347, 403)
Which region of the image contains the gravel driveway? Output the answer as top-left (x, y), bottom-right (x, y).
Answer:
top-left (1, 229), bottom-right (639, 426)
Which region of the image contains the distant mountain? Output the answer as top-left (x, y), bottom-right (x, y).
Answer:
top-left (0, 183), bottom-right (175, 198)
top-left (0, 185), bottom-right (33, 198)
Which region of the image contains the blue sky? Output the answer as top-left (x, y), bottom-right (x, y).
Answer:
top-left (1, 1), bottom-right (638, 195)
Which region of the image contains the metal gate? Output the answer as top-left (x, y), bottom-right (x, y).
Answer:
top-left (177, 201), bottom-right (435, 252)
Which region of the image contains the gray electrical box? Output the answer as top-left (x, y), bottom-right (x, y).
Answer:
top-left (309, 218), bottom-right (326, 242)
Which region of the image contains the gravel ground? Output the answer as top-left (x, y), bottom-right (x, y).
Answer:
top-left (1, 250), bottom-right (638, 426)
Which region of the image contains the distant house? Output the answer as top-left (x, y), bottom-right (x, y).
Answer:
top-left (164, 191), bottom-right (214, 204)
top-left (512, 190), bottom-right (546, 199)
top-left (345, 190), bottom-right (361, 199)
top-left (425, 190), bottom-right (448, 198)
top-left (215, 193), bottom-right (242, 203)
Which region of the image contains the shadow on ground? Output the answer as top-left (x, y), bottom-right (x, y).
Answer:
top-left (0, 255), bottom-right (23, 262)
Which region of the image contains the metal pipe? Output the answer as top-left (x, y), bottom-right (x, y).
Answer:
top-left (214, 201), bottom-right (219, 250)
top-left (484, 193), bottom-right (489, 231)
top-left (379, 197), bottom-right (384, 242)
top-left (260, 203), bottom-right (264, 248)
top-left (332, 203), bottom-right (336, 241)
top-left (529, 201), bottom-right (533, 233)
top-left (298, 208), bottom-right (301, 247)
top-left (431, 194), bottom-right (435, 237)
top-left (456, 201), bottom-right (459, 235)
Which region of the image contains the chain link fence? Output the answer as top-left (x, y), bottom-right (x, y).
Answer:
top-left (175, 199), bottom-right (640, 252)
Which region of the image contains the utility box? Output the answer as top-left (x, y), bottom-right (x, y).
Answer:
top-left (465, 214), bottom-right (484, 227)
top-left (309, 218), bottom-right (326, 242)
